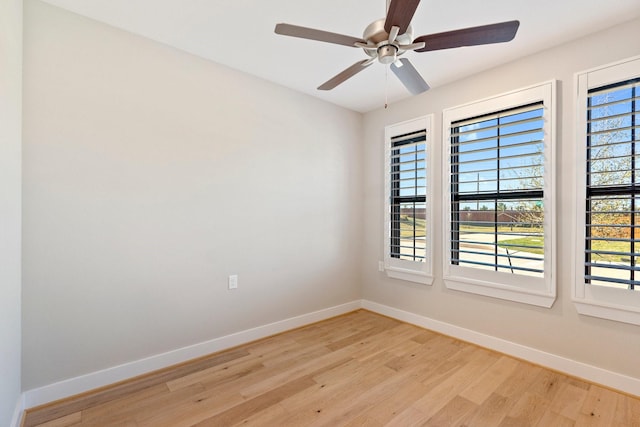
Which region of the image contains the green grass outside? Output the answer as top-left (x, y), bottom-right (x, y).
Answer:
top-left (403, 221), bottom-right (633, 263)
top-left (497, 237), bottom-right (544, 255)
top-left (458, 224), bottom-right (544, 255)
top-left (588, 240), bottom-right (633, 263)
top-left (459, 224), bottom-right (543, 234)
top-left (400, 216), bottom-right (426, 238)
top-left (493, 235), bottom-right (631, 263)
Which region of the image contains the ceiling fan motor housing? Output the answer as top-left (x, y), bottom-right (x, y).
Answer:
top-left (363, 18), bottom-right (413, 64)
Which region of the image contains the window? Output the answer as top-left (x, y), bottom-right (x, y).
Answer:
top-left (384, 116), bottom-right (433, 284)
top-left (443, 81), bottom-right (556, 307)
top-left (574, 55), bottom-right (640, 325)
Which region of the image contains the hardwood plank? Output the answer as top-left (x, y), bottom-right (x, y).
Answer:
top-left (535, 409), bottom-right (576, 427)
top-left (496, 360), bottom-right (544, 400)
top-left (548, 381), bottom-right (589, 421)
top-left (459, 355), bottom-right (519, 405)
top-left (409, 346), bottom-right (499, 420)
top-left (528, 369), bottom-right (565, 401)
top-left (348, 323), bottom-right (423, 361)
top-left (311, 351), bottom-right (396, 387)
top-left (275, 354), bottom-right (398, 426)
top-left (613, 391), bottom-right (640, 426)
top-left (245, 339), bottom-right (302, 366)
top-left (193, 376), bottom-right (317, 426)
top-left (165, 358), bottom-right (265, 392)
top-left (238, 348), bottom-right (348, 398)
top-left (135, 386), bottom-right (244, 427)
top-left (409, 329), bottom-right (438, 344)
top-left (310, 373), bottom-right (425, 427)
top-left (80, 383), bottom-right (171, 424)
top-left (577, 385), bottom-right (619, 426)
top-left (342, 414), bottom-right (384, 427)
top-left (35, 412), bottom-right (82, 427)
top-left (228, 402), bottom-right (291, 427)
top-left (195, 352), bottom-right (349, 403)
top-left (420, 345), bottom-right (499, 392)
top-left (500, 391), bottom-right (550, 426)
top-left (365, 384), bottom-right (428, 424)
top-left (384, 334), bottom-right (459, 374)
top-left (385, 406), bottom-right (430, 427)
top-left (325, 327), bottom-right (392, 352)
top-left (463, 392), bottom-right (512, 426)
top-left (424, 395), bottom-right (477, 426)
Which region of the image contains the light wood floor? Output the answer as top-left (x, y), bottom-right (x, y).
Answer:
top-left (23, 310), bottom-right (640, 427)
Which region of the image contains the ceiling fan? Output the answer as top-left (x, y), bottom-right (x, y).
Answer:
top-left (274, 0), bottom-right (519, 94)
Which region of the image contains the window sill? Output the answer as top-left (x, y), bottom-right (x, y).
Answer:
top-left (573, 283), bottom-right (640, 326)
top-left (574, 299), bottom-right (640, 326)
top-left (444, 275), bottom-right (556, 308)
top-left (386, 267), bottom-right (433, 285)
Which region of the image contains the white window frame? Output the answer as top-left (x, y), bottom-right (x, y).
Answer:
top-left (574, 55), bottom-right (640, 325)
top-left (384, 115), bottom-right (434, 285)
top-left (442, 81), bottom-right (557, 307)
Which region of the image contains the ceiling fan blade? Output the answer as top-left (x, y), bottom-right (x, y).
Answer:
top-left (318, 59), bottom-right (373, 91)
top-left (384, 0), bottom-right (421, 34)
top-left (275, 23), bottom-right (364, 47)
top-left (413, 20), bottom-right (520, 52)
top-left (390, 58), bottom-right (430, 95)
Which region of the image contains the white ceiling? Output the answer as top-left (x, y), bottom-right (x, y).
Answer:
top-left (39, 0), bottom-right (640, 113)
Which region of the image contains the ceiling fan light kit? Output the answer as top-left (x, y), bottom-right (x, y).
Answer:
top-left (274, 0), bottom-right (519, 97)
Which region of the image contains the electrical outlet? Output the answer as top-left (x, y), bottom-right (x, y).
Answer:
top-left (378, 261), bottom-right (385, 272)
top-left (228, 274), bottom-right (238, 290)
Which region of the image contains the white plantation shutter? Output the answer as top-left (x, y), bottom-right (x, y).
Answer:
top-left (390, 130), bottom-right (427, 262)
top-left (443, 81), bottom-right (556, 307)
top-left (449, 102), bottom-right (545, 276)
top-left (584, 78), bottom-right (640, 290)
top-left (384, 116), bottom-right (433, 285)
top-left (574, 55), bottom-right (640, 325)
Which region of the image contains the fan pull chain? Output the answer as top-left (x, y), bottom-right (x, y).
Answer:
top-left (385, 65), bottom-right (389, 109)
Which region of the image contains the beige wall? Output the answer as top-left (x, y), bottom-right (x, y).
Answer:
top-left (361, 18), bottom-right (640, 379)
top-left (22, 0), bottom-right (363, 390)
top-left (0, 0), bottom-right (23, 423)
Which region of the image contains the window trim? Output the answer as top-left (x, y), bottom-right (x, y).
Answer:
top-left (442, 81), bottom-right (557, 307)
top-left (384, 115), bottom-right (434, 285)
top-left (573, 55), bottom-right (640, 325)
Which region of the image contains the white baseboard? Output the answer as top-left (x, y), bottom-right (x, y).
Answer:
top-left (23, 300), bottom-right (361, 409)
top-left (362, 299), bottom-right (640, 397)
top-left (10, 393), bottom-right (24, 427)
